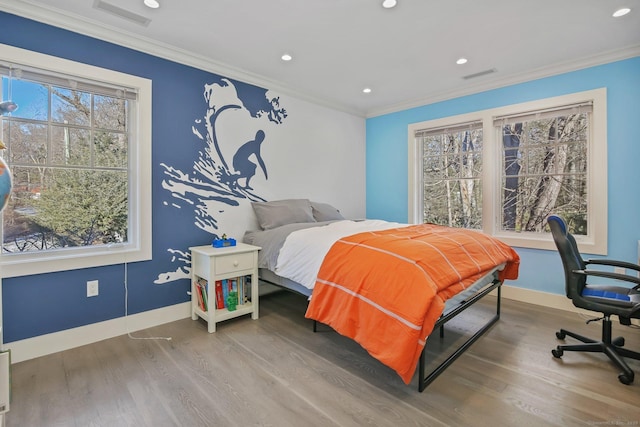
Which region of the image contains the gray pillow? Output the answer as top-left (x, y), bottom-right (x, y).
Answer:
top-left (251, 199), bottom-right (316, 230)
top-left (311, 201), bottom-right (345, 221)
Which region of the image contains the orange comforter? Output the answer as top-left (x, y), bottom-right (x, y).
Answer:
top-left (304, 223), bottom-right (520, 384)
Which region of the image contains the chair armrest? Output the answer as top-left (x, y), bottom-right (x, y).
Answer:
top-left (574, 269), bottom-right (640, 287)
top-left (586, 258), bottom-right (640, 273)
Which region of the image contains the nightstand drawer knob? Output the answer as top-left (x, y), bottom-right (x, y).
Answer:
top-left (233, 260), bottom-right (239, 266)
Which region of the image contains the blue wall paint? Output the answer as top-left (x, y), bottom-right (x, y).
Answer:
top-left (0, 12), bottom-right (288, 342)
top-left (366, 57), bottom-right (640, 295)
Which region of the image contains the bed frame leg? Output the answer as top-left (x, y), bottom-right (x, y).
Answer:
top-left (418, 281), bottom-right (502, 392)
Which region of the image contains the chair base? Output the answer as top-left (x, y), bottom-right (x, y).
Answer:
top-left (551, 316), bottom-right (640, 385)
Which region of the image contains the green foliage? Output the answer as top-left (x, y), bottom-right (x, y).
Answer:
top-left (33, 169), bottom-right (127, 246)
top-left (2, 85), bottom-right (130, 252)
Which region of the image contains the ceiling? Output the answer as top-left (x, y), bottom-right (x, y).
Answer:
top-left (1, 0), bottom-right (639, 117)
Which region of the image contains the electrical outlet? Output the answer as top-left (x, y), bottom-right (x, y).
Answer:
top-left (613, 267), bottom-right (625, 275)
top-left (87, 280), bottom-right (99, 297)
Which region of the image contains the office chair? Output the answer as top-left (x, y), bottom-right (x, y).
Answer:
top-left (547, 215), bottom-right (640, 384)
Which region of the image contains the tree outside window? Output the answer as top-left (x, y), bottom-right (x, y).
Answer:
top-left (499, 110), bottom-right (588, 235)
top-left (1, 76), bottom-right (129, 254)
top-left (417, 123), bottom-right (482, 229)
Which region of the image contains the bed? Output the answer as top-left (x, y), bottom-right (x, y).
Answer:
top-left (243, 200), bottom-right (520, 391)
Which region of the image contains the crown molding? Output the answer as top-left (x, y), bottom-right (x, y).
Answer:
top-left (366, 45), bottom-right (640, 118)
top-left (0, 0), bottom-right (364, 117)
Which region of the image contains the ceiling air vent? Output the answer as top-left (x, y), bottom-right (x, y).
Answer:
top-left (462, 68), bottom-right (497, 80)
top-left (93, 0), bottom-right (151, 26)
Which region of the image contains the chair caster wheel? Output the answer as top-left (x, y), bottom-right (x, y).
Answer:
top-left (552, 348), bottom-right (563, 358)
top-left (613, 337), bottom-right (625, 347)
top-left (555, 331), bottom-right (565, 340)
top-left (618, 373), bottom-right (634, 385)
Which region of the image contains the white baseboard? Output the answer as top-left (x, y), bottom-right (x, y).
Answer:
top-left (6, 282), bottom-right (288, 364)
top-left (497, 285), bottom-right (640, 326)
top-left (6, 302), bottom-right (191, 364)
top-left (5, 285), bottom-right (637, 364)
top-left (498, 285), bottom-right (589, 314)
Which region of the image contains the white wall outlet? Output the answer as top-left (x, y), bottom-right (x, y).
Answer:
top-left (613, 267), bottom-right (625, 275)
top-left (87, 280), bottom-right (99, 297)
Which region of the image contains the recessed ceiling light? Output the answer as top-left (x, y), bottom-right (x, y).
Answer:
top-left (456, 58), bottom-right (468, 65)
top-left (382, 0), bottom-right (397, 9)
top-left (363, 88), bottom-right (372, 94)
top-left (612, 7), bottom-right (631, 17)
top-left (144, 0), bottom-right (159, 8)
top-left (281, 53), bottom-right (293, 61)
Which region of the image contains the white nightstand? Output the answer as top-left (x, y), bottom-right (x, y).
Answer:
top-left (189, 243), bottom-right (261, 332)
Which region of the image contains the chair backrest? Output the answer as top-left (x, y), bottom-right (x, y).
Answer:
top-left (547, 215), bottom-right (587, 299)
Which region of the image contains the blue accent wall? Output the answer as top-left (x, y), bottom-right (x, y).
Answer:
top-left (0, 12), bottom-right (283, 342)
top-left (366, 57), bottom-right (640, 295)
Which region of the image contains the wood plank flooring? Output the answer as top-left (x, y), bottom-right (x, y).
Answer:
top-left (6, 291), bottom-right (640, 427)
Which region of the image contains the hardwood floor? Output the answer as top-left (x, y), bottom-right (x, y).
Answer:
top-left (6, 291), bottom-right (640, 427)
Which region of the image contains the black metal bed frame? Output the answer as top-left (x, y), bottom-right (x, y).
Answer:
top-left (418, 279), bottom-right (502, 392)
top-left (260, 275), bottom-right (502, 392)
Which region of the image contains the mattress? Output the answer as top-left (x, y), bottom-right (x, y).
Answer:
top-left (258, 265), bottom-right (503, 316)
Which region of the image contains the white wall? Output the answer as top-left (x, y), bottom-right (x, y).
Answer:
top-left (212, 93), bottom-right (367, 240)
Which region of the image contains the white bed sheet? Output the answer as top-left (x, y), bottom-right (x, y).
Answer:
top-left (274, 219), bottom-right (404, 289)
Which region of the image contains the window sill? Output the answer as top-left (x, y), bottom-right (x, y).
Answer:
top-left (0, 243), bottom-right (151, 278)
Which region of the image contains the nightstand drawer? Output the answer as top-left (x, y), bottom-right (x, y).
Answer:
top-left (214, 252), bottom-right (255, 275)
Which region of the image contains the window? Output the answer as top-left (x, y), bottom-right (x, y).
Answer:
top-left (415, 121), bottom-right (483, 229)
top-left (495, 103), bottom-right (591, 234)
top-left (0, 44), bottom-right (151, 277)
top-left (408, 89), bottom-right (607, 254)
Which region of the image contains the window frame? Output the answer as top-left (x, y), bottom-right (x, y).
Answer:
top-left (408, 88), bottom-right (607, 255)
top-left (0, 43), bottom-right (152, 278)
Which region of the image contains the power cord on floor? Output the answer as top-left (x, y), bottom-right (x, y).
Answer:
top-left (123, 260), bottom-right (172, 342)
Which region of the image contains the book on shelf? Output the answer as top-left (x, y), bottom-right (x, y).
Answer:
top-left (230, 278), bottom-right (237, 296)
top-left (232, 277), bottom-right (248, 305)
top-left (222, 279), bottom-right (229, 308)
top-left (237, 276), bottom-right (244, 306)
top-left (197, 277), bottom-right (209, 311)
top-left (195, 281), bottom-right (205, 311)
top-left (214, 280), bottom-right (225, 309)
top-left (201, 275), bottom-right (251, 311)
top-left (243, 275), bottom-right (252, 304)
